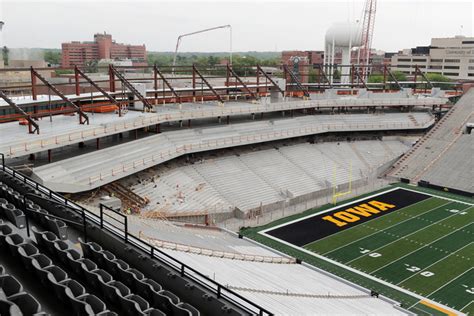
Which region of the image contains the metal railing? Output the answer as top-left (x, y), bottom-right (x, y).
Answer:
top-left (2, 97), bottom-right (446, 158)
top-left (0, 154), bottom-right (273, 315)
top-left (83, 119), bottom-right (433, 187)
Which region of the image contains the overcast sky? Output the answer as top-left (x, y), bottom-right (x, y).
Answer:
top-left (1, 0), bottom-right (473, 52)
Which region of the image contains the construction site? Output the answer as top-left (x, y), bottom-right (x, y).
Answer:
top-left (0, 0), bottom-right (473, 315)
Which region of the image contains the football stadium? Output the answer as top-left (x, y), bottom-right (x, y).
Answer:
top-left (1, 1), bottom-right (474, 315)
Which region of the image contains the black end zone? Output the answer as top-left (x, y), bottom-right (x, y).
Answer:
top-left (265, 188), bottom-right (430, 247)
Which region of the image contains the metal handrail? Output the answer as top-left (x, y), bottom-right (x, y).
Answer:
top-left (22, 192), bottom-right (88, 242)
top-left (0, 156), bottom-right (273, 316)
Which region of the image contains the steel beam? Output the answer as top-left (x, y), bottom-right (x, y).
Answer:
top-left (74, 66), bottom-right (122, 116)
top-left (283, 65), bottom-right (310, 97)
top-left (227, 65), bottom-right (259, 100)
top-left (0, 90), bottom-right (39, 134)
top-left (192, 65), bottom-right (223, 104)
top-left (110, 66), bottom-right (153, 111)
top-left (353, 67), bottom-right (369, 90)
top-left (316, 64), bottom-right (332, 89)
top-left (30, 67), bottom-right (89, 125)
top-left (256, 65), bottom-right (284, 96)
top-left (385, 65), bottom-right (402, 90)
top-left (414, 65), bottom-right (433, 90)
top-left (153, 65), bottom-right (180, 103)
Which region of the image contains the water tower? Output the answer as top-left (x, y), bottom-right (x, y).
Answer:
top-left (324, 22), bottom-right (362, 84)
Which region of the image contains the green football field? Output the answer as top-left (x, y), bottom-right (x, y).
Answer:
top-left (257, 186), bottom-right (474, 315)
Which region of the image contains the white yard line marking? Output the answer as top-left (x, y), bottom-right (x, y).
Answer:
top-left (402, 186), bottom-right (474, 206)
top-left (344, 205), bottom-right (466, 265)
top-left (426, 268), bottom-right (473, 299)
top-left (459, 299), bottom-right (473, 313)
top-left (397, 242), bottom-right (473, 286)
top-left (370, 222), bottom-right (473, 275)
top-left (260, 229), bottom-right (460, 314)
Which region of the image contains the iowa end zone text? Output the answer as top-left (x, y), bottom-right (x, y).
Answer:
top-left (264, 188), bottom-right (431, 247)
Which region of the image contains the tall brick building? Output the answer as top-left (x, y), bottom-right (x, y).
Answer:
top-left (61, 33), bottom-right (147, 67)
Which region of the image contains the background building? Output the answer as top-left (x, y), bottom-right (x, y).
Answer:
top-left (391, 36), bottom-right (474, 80)
top-left (61, 33), bottom-right (146, 67)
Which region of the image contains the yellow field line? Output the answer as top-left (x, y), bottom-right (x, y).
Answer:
top-left (420, 300), bottom-right (457, 316)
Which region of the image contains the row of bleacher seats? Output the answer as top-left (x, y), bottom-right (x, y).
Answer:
top-left (0, 225), bottom-right (45, 316)
top-left (32, 112), bottom-right (433, 192)
top-left (133, 140), bottom-right (409, 213)
top-left (1, 225), bottom-right (114, 315)
top-left (391, 89), bottom-right (474, 183)
top-left (0, 169), bottom-right (249, 315)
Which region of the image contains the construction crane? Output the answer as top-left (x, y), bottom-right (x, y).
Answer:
top-left (172, 25), bottom-right (232, 74)
top-left (359, 0), bottom-right (377, 79)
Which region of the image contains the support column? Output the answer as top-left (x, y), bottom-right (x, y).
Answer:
top-left (153, 64), bottom-right (158, 104)
top-left (192, 65), bottom-right (196, 100)
top-left (47, 149), bottom-right (52, 163)
top-left (188, 119), bottom-right (191, 128)
top-left (30, 69), bottom-right (37, 101)
top-left (74, 67), bottom-right (80, 96)
top-left (96, 138), bottom-right (100, 150)
top-left (226, 115), bottom-right (230, 124)
top-left (260, 112), bottom-right (263, 119)
top-left (109, 65), bottom-right (116, 92)
top-left (135, 129), bottom-right (138, 140)
top-left (156, 123), bottom-right (161, 133)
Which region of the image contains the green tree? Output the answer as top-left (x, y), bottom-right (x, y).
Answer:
top-left (368, 74), bottom-right (384, 83)
top-left (425, 73), bottom-right (452, 90)
top-left (84, 60), bottom-right (98, 73)
top-left (390, 71), bottom-right (407, 82)
top-left (44, 50), bottom-right (61, 65)
top-left (2, 46), bottom-right (9, 66)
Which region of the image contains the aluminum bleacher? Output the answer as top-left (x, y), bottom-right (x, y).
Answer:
top-left (421, 133), bottom-right (474, 193)
top-left (159, 249), bottom-right (407, 315)
top-left (0, 164), bottom-right (272, 315)
top-left (389, 89), bottom-right (474, 194)
top-left (130, 140), bottom-right (410, 215)
top-left (32, 112), bottom-right (432, 193)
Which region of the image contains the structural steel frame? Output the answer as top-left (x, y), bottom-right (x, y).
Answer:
top-left (110, 65), bottom-right (153, 111)
top-left (192, 65), bottom-right (224, 103)
top-left (226, 65), bottom-right (259, 100)
top-left (283, 64), bottom-right (310, 98)
top-left (30, 67), bottom-right (89, 125)
top-left (0, 90), bottom-right (39, 134)
top-left (257, 65), bottom-right (284, 96)
top-left (74, 66), bottom-right (123, 116)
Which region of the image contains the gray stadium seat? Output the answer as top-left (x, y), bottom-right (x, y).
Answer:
top-left (17, 243), bottom-right (40, 270)
top-left (7, 292), bottom-right (42, 315)
top-left (177, 302), bottom-right (200, 316)
top-left (102, 280), bottom-right (130, 303)
top-left (5, 234), bottom-right (25, 256)
top-left (0, 299), bottom-right (22, 316)
top-left (0, 275), bottom-right (23, 297)
top-left (0, 224), bottom-right (13, 248)
top-left (79, 294), bottom-right (108, 315)
top-left (0, 204), bottom-right (25, 229)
